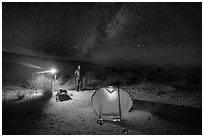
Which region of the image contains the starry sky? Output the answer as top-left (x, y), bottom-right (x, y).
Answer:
top-left (2, 2), bottom-right (202, 67)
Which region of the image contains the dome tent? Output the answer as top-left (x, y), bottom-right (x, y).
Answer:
top-left (91, 85), bottom-right (133, 125)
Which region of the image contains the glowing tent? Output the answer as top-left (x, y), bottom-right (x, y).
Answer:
top-left (91, 86), bottom-right (133, 124)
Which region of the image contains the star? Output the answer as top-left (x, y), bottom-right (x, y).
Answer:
top-left (2, 2), bottom-right (201, 67)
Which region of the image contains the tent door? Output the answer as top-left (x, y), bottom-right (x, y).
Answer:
top-left (97, 87), bottom-right (122, 125)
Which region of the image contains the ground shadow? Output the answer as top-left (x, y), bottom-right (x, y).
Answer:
top-left (131, 99), bottom-right (202, 126)
top-left (103, 99), bottom-right (201, 135)
top-left (2, 92), bottom-right (53, 135)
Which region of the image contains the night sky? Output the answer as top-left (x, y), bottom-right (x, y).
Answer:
top-left (2, 2), bottom-right (202, 67)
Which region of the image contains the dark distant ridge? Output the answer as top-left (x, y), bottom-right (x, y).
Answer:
top-left (2, 51), bottom-right (110, 81)
top-left (2, 51), bottom-right (96, 66)
top-left (3, 51), bottom-right (201, 69)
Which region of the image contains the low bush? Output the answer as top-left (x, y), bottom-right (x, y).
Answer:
top-left (28, 75), bottom-right (53, 94)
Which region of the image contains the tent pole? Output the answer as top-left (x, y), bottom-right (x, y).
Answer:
top-left (99, 91), bottom-right (103, 120)
top-left (118, 84), bottom-right (122, 121)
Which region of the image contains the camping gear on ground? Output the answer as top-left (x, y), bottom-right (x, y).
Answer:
top-left (56, 89), bottom-right (72, 102)
top-left (91, 86), bottom-right (133, 125)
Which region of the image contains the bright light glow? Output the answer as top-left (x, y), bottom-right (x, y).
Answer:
top-left (105, 86), bottom-right (118, 100)
top-left (106, 89), bottom-right (118, 100)
top-left (19, 62), bottom-right (41, 69)
top-left (106, 86), bottom-right (115, 94)
top-left (36, 68), bottom-right (57, 74)
top-left (50, 68), bottom-right (57, 74)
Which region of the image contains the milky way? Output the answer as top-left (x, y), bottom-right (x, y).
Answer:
top-left (2, 2), bottom-right (202, 67)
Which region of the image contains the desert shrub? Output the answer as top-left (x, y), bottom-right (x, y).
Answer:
top-left (135, 80), bottom-right (176, 95)
top-left (65, 78), bottom-right (77, 90)
top-left (136, 81), bottom-right (154, 90)
top-left (55, 76), bottom-right (63, 86)
top-left (58, 74), bottom-right (71, 85)
top-left (105, 73), bottom-right (120, 85)
top-left (84, 72), bottom-right (97, 86)
top-left (103, 73), bottom-right (131, 87)
top-left (52, 79), bottom-right (63, 91)
top-left (155, 86), bottom-right (175, 95)
top-left (28, 75), bottom-right (53, 94)
top-left (118, 73), bottom-right (133, 86)
top-left (2, 88), bottom-right (25, 101)
top-left (171, 79), bottom-right (201, 91)
top-left (53, 75), bottom-right (76, 90)
top-left (136, 79), bottom-right (163, 90)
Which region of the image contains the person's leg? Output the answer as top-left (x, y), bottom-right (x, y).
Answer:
top-left (78, 79), bottom-right (81, 91)
top-left (77, 79), bottom-right (80, 91)
top-left (80, 79), bottom-right (83, 91)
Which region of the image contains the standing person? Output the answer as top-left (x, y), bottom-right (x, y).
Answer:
top-left (74, 65), bottom-right (85, 91)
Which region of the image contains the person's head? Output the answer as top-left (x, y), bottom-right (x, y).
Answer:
top-left (78, 65), bottom-right (81, 69)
